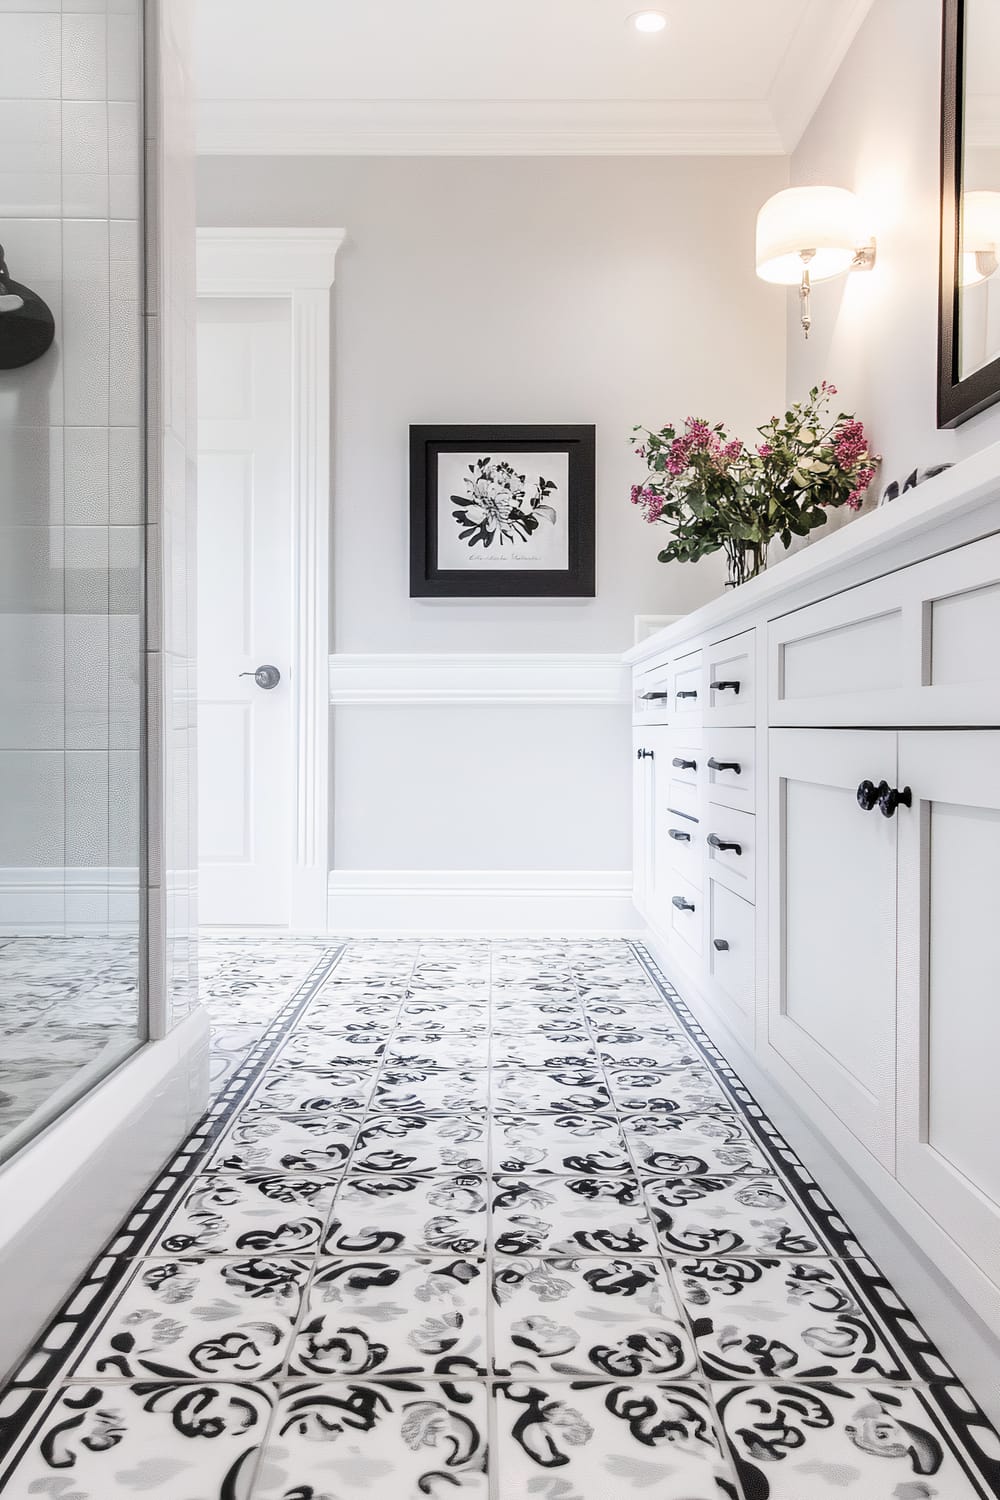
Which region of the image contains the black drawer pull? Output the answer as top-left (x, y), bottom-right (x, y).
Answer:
top-left (636, 748), bottom-right (654, 761)
top-left (640, 690), bottom-right (669, 701)
top-left (710, 679), bottom-right (741, 694)
top-left (671, 895), bottom-right (696, 912)
top-left (668, 828), bottom-right (691, 842)
top-left (857, 778), bottom-right (888, 811)
top-left (676, 689), bottom-right (698, 700)
top-left (707, 757), bottom-right (742, 774)
top-left (713, 938), bottom-right (730, 951)
top-left (707, 832), bottom-right (743, 856)
top-left (672, 757), bottom-right (697, 770)
top-left (879, 784), bottom-right (913, 818)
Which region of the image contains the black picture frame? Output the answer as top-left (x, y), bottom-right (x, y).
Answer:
top-left (938, 0), bottom-right (1000, 427)
top-left (409, 424), bottom-right (596, 598)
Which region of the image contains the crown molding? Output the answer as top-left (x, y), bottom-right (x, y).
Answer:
top-left (197, 97), bottom-right (785, 157)
top-left (767, 0), bottom-right (875, 152)
top-left (196, 227), bottom-right (345, 294)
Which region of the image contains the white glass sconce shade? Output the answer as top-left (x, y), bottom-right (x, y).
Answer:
top-left (755, 186), bottom-right (870, 284)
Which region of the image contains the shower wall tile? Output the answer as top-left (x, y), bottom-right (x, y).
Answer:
top-left (0, 613), bottom-right (65, 750)
top-left (66, 748), bottom-right (110, 867)
top-left (109, 524), bottom-right (141, 613)
top-left (109, 425), bottom-right (142, 523)
top-left (0, 220), bottom-right (63, 428)
top-left (0, 751), bottom-right (65, 865)
top-left (109, 100), bottom-right (140, 217)
top-left (109, 611), bottom-right (141, 748)
top-left (0, 99), bottom-right (60, 214)
top-left (65, 612), bottom-right (110, 749)
top-left (109, 749), bottom-right (141, 865)
top-left (0, 428), bottom-right (64, 525)
top-left (64, 426), bottom-right (110, 523)
top-left (0, 526), bottom-right (65, 612)
top-left (108, 10), bottom-right (139, 100)
top-left (61, 11), bottom-right (107, 98)
top-left (65, 524), bottom-right (110, 611)
top-left (62, 218), bottom-right (111, 426)
top-left (0, 12), bottom-right (60, 98)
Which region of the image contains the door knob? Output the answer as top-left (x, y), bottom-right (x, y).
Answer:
top-left (879, 784), bottom-right (912, 818)
top-left (240, 664), bottom-right (281, 690)
top-left (857, 778), bottom-right (889, 811)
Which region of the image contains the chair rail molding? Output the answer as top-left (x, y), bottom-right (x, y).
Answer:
top-left (328, 652), bottom-right (631, 707)
top-left (196, 228), bottom-right (344, 930)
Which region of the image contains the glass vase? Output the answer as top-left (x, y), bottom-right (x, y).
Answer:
top-left (724, 539), bottom-right (768, 588)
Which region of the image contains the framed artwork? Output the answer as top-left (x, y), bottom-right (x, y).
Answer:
top-left (409, 424), bottom-right (596, 597)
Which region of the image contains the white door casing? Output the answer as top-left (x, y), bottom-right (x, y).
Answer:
top-left (197, 298), bottom-right (293, 924)
top-left (195, 228), bottom-right (344, 930)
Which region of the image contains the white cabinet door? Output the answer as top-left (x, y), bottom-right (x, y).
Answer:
top-left (896, 731), bottom-right (1000, 1287)
top-left (197, 298), bottom-right (293, 926)
top-left (632, 729), bottom-right (657, 921)
top-left (768, 729), bottom-right (899, 1168)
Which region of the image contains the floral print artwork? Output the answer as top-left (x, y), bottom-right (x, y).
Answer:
top-left (1, 937), bottom-right (998, 1500)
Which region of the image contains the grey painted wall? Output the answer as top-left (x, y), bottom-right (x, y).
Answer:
top-left (196, 153), bottom-right (788, 876)
top-left (789, 0), bottom-right (1000, 505)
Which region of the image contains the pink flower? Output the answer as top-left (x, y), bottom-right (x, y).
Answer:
top-left (630, 484), bottom-right (642, 505)
top-left (756, 443), bottom-right (773, 458)
top-left (834, 420), bottom-right (868, 470)
top-left (846, 465), bottom-right (876, 509)
top-left (821, 379), bottom-right (838, 395)
top-left (723, 439), bottom-right (744, 461)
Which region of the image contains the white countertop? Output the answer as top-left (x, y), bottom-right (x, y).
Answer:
top-left (624, 440), bottom-right (1000, 665)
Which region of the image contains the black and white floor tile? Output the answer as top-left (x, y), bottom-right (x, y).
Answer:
top-left (1, 936), bottom-right (999, 1498)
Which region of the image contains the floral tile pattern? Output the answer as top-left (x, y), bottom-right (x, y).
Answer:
top-left (1, 936), bottom-right (998, 1500)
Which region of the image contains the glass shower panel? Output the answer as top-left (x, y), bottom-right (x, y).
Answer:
top-left (0, 0), bottom-right (146, 1161)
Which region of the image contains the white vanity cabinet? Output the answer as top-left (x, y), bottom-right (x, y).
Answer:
top-left (626, 443), bottom-right (1000, 1330)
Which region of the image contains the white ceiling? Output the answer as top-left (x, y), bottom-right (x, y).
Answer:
top-left (195, 0), bottom-right (874, 156)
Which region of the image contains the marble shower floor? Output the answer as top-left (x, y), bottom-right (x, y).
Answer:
top-left (0, 936), bottom-right (998, 1499)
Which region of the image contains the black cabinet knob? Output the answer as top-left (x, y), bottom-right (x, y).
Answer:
top-left (668, 827), bottom-right (691, 842)
top-left (879, 784), bottom-right (913, 818)
top-left (857, 779), bottom-right (889, 811)
top-left (636, 748), bottom-right (654, 761)
top-left (712, 938), bottom-right (730, 951)
top-left (640, 690), bottom-right (669, 701)
top-left (710, 680), bottom-right (741, 694)
top-left (671, 895), bottom-right (696, 912)
top-left (707, 832), bottom-right (743, 856)
top-left (707, 757), bottom-right (742, 774)
top-left (672, 757), bottom-right (697, 770)
top-left (676, 689), bottom-right (698, 700)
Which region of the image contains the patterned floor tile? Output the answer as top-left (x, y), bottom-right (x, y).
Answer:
top-left (493, 1379), bottom-right (739, 1499)
top-left (607, 1067), bottom-right (735, 1114)
top-left (492, 1111), bottom-right (631, 1176)
top-left (203, 1110), bottom-right (361, 1175)
top-left (491, 1175), bottom-right (655, 1258)
top-left (672, 1257), bottom-right (917, 1382)
top-left (0, 1381), bottom-right (274, 1498)
top-left (491, 1033), bottom-right (599, 1069)
top-left (252, 1380), bottom-right (489, 1497)
top-left (646, 1176), bottom-right (830, 1258)
top-left (492, 1255), bottom-right (697, 1379)
top-left (625, 1112), bottom-right (774, 1177)
top-left (372, 1068), bottom-right (487, 1113)
top-left (150, 1172), bottom-right (340, 1257)
top-left (246, 1064), bottom-right (377, 1114)
top-left (351, 1113), bottom-right (488, 1175)
top-left (717, 1381), bottom-right (1000, 1499)
top-left (69, 1257), bottom-right (310, 1381)
top-left (492, 1067), bottom-right (612, 1114)
top-left (290, 1256), bottom-right (487, 1377)
top-left (324, 1174), bottom-right (489, 1257)
top-left (385, 1031), bottom-right (490, 1069)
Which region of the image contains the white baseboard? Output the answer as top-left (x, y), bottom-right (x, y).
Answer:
top-left (0, 868), bottom-right (140, 934)
top-left (327, 868), bottom-right (640, 932)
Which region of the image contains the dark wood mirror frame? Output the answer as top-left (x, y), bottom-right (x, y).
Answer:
top-left (938, 0), bottom-right (1000, 426)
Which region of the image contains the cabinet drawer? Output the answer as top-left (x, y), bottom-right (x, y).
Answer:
top-left (671, 649), bottom-right (703, 719)
top-left (665, 777), bottom-right (699, 822)
top-left (666, 870), bottom-right (703, 962)
top-left (709, 880), bottom-right (755, 1028)
top-left (704, 804), bottom-right (756, 902)
top-left (703, 728), bottom-right (754, 812)
top-left (705, 629), bottom-right (755, 725)
top-left (668, 742), bottom-right (701, 787)
top-left (663, 813), bottom-right (702, 890)
top-left (634, 656), bottom-right (671, 724)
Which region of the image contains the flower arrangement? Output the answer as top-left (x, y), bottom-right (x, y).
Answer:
top-left (629, 383), bottom-right (877, 586)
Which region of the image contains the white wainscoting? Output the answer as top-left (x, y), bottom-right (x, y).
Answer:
top-left (327, 652), bottom-right (634, 930)
top-left (328, 653), bottom-right (630, 707)
top-left (327, 868), bottom-right (639, 932)
top-left (0, 868), bottom-right (141, 933)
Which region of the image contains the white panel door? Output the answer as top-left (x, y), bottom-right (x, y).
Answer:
top-left (197, 298), bottom-right (293, 925)
top-left (767, 729), bottom-right (899, 1168)
top-left (896, 730), bottom-right (1000, 1287)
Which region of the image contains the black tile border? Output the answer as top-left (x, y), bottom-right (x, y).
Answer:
top-left (0, 944), bottom-right (345, 1460)
top-left (632, 940), bottom-right (1000, 1498)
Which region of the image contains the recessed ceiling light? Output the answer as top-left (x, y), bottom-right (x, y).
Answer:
top-left (630, 10), bottom-right (668, 33)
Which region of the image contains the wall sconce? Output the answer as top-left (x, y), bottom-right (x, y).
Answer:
top-left (960, 190), bottom-right (1000, 286)
top-left (755, 186), bottom-right (876, 338)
